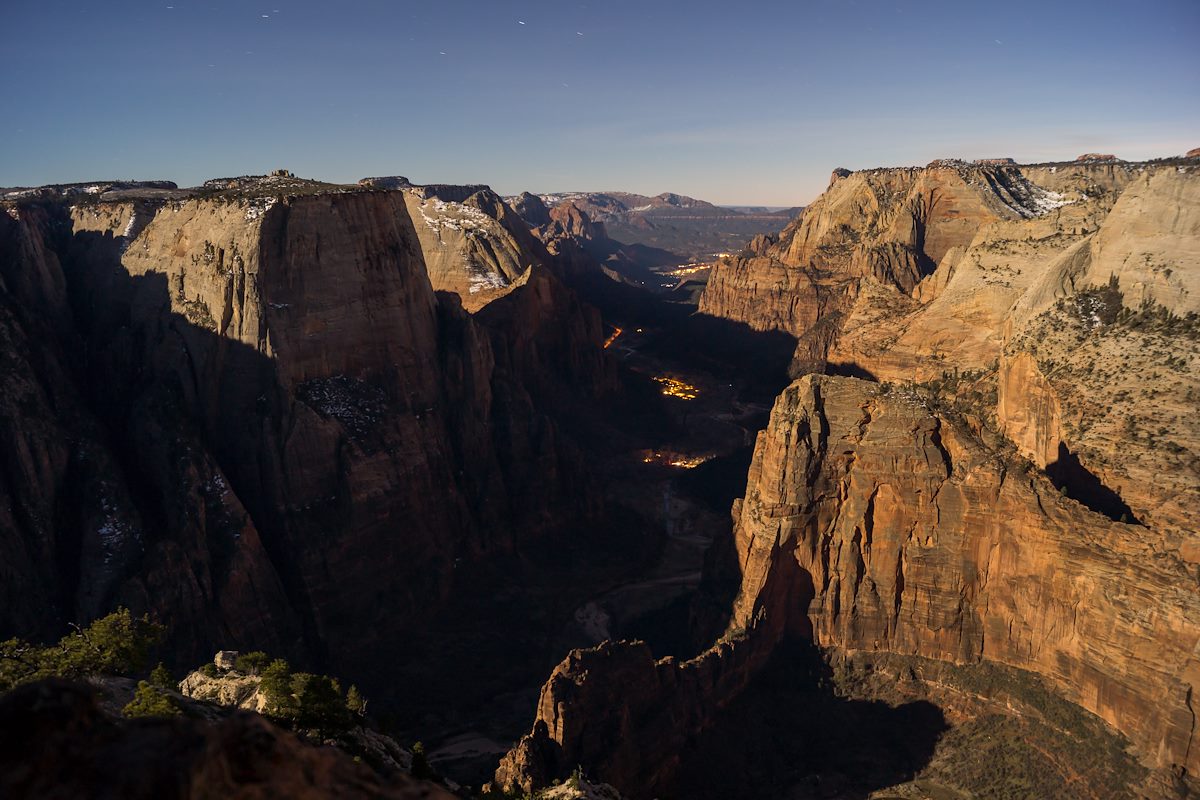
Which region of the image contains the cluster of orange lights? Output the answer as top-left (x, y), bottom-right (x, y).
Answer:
top-left (664, 263), bottom-right (712, 277)
top-left (641, 451), bottom-right (712, 469)
top-left (654, 376), bottom-right (699, 400)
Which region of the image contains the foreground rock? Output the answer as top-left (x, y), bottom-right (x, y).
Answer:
top-left (0, 679), bottom-right (454, 799)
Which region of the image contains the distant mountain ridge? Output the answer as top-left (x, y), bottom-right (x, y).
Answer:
top-left (521, 191), bottom-right (804, 261)
top-left (532, 190), bottom-right (796, 221)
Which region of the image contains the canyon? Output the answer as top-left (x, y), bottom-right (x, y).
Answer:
top-left (1, 151), bottom-right (1198, 800)
top-left (493, 153), bottom-right (1200, 799)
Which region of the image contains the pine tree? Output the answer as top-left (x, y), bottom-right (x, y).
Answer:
top-left (346, 684), bottom-right (366, 716)
top-left (123, 680), bottom-right (180, 718)
top-left (150, 662), bottom-right (174, 690)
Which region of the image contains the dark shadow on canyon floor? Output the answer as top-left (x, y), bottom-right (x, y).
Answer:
top-left (565, 272), bottom-right (798, 403)
top-left (671, 640), bottom-right (948, 800)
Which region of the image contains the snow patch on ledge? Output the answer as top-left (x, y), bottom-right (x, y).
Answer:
top-left (992, 172), bottom-right (1077, 219)
top-left (245, 197), bottom-right (278, 221)
top-left (418, 197), bottom-right (495, 243)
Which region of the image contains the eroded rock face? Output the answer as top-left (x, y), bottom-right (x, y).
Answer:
top-left (999, 289), bottom-right (1199, 544)
top-left (725, 375), bottom-right (1199, 777)
top-left (509, 191), bottom-right (553, 229)
top-left (699, 159), bottom-right (1198, 383)
top-left (0, 185), bottom-right (612, 689)
top-left (404, 186), bottom-right (552, 311)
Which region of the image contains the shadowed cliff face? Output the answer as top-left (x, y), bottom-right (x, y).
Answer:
top-left (0, 189), bottom-right (618, 702)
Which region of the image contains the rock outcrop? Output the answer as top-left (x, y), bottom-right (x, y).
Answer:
top-left (403, 185), bottom-right (551, 311)
top-left (491, 638), bottom-right (764, 797)
top-left (179, 666), bottom-right (270, 714)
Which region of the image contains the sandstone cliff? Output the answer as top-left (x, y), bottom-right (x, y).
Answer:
top-left (724, 375), bottom-right (1198, 778)
top-left (699, 158), bottom-right (1199, 384)
top-left (0, 179), bottom-right (615, 698)
top-left (404, 185), bottom-right (553, 312)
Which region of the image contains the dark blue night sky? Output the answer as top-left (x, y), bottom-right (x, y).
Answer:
top-left (2, 0), bottom-right (1197, 203)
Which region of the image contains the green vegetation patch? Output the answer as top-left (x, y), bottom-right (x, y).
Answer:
top-left (0, 608), bottom-right (163, 693)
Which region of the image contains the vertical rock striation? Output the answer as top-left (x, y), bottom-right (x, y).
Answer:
top-left (0, 181), bottom-right (616, 688)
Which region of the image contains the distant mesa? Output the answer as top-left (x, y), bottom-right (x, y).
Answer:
top-left (974, 157), bottom-right (1016, 165)
top-left (1075, 153), bottom-right (1121, 162)
top-left (2, 179), bottom-right (177, 201)
top-left (526, 189), bottom-right (801, 262)
top-left (1187, 147), bottom-right (1200, 159)
top-left (358, 175), bottom-right (413, 190)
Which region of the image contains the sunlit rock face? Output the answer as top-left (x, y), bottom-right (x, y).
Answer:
top-left (725, 375), bottom-right (1198, 778)
top-left (403, 185), bottom-right (552, 312)
top-left (700, 158), bottom-right (1200, 383)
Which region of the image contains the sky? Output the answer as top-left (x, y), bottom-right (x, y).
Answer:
top-left (1, 0), bottom-right (1197, 205)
